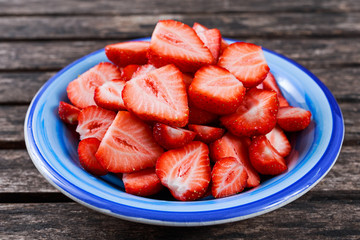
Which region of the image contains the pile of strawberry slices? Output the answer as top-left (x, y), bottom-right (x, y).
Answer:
top-left (58, 20), bottom-right (312, 201)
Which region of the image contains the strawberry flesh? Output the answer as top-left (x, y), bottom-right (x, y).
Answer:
top-left (105, 41), bottom-right (149, 67)
top-left (58, 101), bottom-right (81, 125)
top-left (156, 141), bottom-right (211, 201)
top-left (266, 125), bottom-right (291, 157)
top-left (188, 124), bottom-right (225, 144)
top-left (277, 106), bottom-right (312, 132)
top-left (78, 138), bottom-right (108, 176)
top-left (94, 79), bottom-right (126, 111)
top-left (193, 23), bottom-right (221, 62)
top-left (123, 168), bottom-right (163, 196)
top-left (153, 123), bottom-right (196, 150)
top-left (262, 72), bottom-right (289, 107)
top-left (121, 64), bottom-right (141, 81)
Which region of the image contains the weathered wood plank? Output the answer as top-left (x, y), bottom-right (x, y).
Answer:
top-left (1, 0), bottom-right (359, 15)
top-left (0, 145), bottom-right (357, 193)
top-left (1, 39), bottom-right (359, 71)
top-left (0, 103), bottom-right (357, 143)
top-left (1, 68), bottom-right (358, 104)
top-left (1, 13), bottom-right (360, 40)
top-left (0, 200), bottom-right (359, 239)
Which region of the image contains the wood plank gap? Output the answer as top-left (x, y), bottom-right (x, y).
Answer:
top-left (0, 192), bottom-right (71, 203)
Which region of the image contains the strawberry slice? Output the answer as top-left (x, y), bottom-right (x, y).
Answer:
top-left (95, 111), bottom-right (163, 173)
top-left (249, 135), bottom-right (288, 175)
top-left (211, 157), bottom-right (248, 198)
top-left (188, 100), bottom-right (218, 125)
top-left (156, 141), bottom-right (211, 201)
top-left (182, 73), bottom-right (193, 89)
top-left (188, 124), bottom-right (225, 144)
top-left (218, 42), bottom-right (270, 88)
top-left (121, 64), bottom-right (141, 81)
top-left (76, 106), bottom-right (116, 141)
top-left (105, 41), bottom-right (149, 67)
top-left (67, 62), bottom-right (122, 108)
top-left (58, 101), bottom-right (81, 125)
top-left (277, 106), bottom-right (312, 132)
top-left (188, 65), bottom-right (246, 115)
top-left (210, 133), bottom-right (260, 187)
top-left (148, 20), bottom-right (214, 73)
top-left (193, 24), bottom-right (221, 61)
top-left (78, 138), bottom-right (108, 176)
top-left (122, 168), bottom-right (163, 196)
top-left (266, 126), bottom-right (291, 157)
top-left (94, 79), bottom-right (126, 111)
top-left (132, 64), bottom-right (157, 79)
top-left (262, 72), bottom-right (289, 107)
top-left (153, 123), bottom-right (196, 150)
top-left (220, 88), bottom-right (279, 137)
top-left (122, 64), bottom-right (189, 127)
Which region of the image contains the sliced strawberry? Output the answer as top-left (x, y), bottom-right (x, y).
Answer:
top-left (262, 72), bottom-right (289, 107)
top-left (156, 141), bottom-right (211, 201)
top-left (148, 20), bottom-right (214, 73)
top-left (122, 168), bottom-right (163, 196)
top-left (105, 41), bottom-right (149, 67)
top-left (210, 133), bottom-right (260, 187)
top-left (218, 42), bottom-right (270, 88)
top-left (188, 100), bottom-right (218, 125)
top-left (67, 62), bottom-right (122, 108)
top-left (132, 64), bottom-right (156, 79)
top-left (193, 24), bottom-right (221, 61)
top-left (122, 64), bottom-right (189, 127)
top-left (220, 40), bottom-right (229, 54)
top-left (58, 101), bottom-right (81, 125)
top-left (153, 123), bottom-right (196, 150)
top-left (78, 138), bottom-right (108, 176)
top-left (182, 73), bottom-right (193, 89)
top-left (277, 106), bottom-right (312, 132)
top-left (266, 126), bottom-right (291, 157)
top-left (76, 106), bottom-right (116, 141)
top-left (95, 111), bottom-right (163, 173)
top-left (188, 124), bottom-right (225, 144)
top-left (249, 135), bottom-right (288, 175)
top-left (211, 157), bottom-right (248, 198)
top-left (220, 88), bottom-right (279, 137)
top-left (121, 64), bottom-right (141, 81)
top-left (94, 79), bottom-right (126, 111)
top-left (188, 65), bottom-right (246, 115)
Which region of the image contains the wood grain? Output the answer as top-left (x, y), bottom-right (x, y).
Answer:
top-left (1, 39), bottom-right (359, 71)
top-left (0, 200), bottom-right (359, 239)
top-left (1, 0), bottom-right (359, 15)
top-left (0, 146), bottom-right (357, 193)
top-left (1, 13), bottom-right (360, 40)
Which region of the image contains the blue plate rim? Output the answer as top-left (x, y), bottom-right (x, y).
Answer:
top-left (24, 37), bottom-right (344, 226)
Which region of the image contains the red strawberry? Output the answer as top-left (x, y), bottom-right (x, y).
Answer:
top-left (67, 62), bottom-right (122, 108)
top-left (188, 65), bottom-right (246, 115)
top-left (249, 135), bottom-right (288, 175)
top-left (76, 106), bottom-right (116, 141)
top-left (182, 73), bottom-right (193, 89)
top-left (122, 64), bottom-right (189, 127)
top-left (210, 133), bottom-right (260, 187)
top-left (220, 88), bottom-right (279, 137)
top-left (122, 168), bottom-right (163, 196)
top-left (95, 111), bottom-right (163, 173)
top-left (121, 64), bottom-right (141, 81)
top-left (94, 79), bottom-right (126, 111)
top-left (266, 125), bottom-right (291, 157)
top-left (277, 106), bottom-right (312, 132)
top-left (220, 40), bottom-right (229, 54)
top-left (132, 64), bottom-right (156, 79)
top-left (148, 20), bottom-right (214, 73)
top-left (58, 101), bottom-right (81, 125)
top-left (262, 72), bottom-right (289, 107)
top-left (105, 41), bottom-right (149, 67)
top-left (193, 24), bottom-right (221, 61)
top-left (188, 124), bottom-right (225, 144)
top-left (78, 138), bottom-right (108, 176)
top-left (156, 141), bottom-right (211, 201)
top-left (188, 100), bottom-right (218, 125)
top-left (218, 42), bottom-right (270, 88)
top-left (211, 157), bottom-right (248, 198)
top-left (153, 123), bottom-right (196, 150)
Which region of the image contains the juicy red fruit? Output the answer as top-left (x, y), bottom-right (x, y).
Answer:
top-left (277, 106), bottom-right (312, 132)
top-left (105, 41), bottom-right (149, 67)
top-left (148, 20), bottom-right (214, 73)
top-left (188, 124), bottom-right (225, 144)
top-left (262, 72), bottom-right (289, 107)
top-left (123, 168), bottom-right (163, 196)
top-left (153, 123), bottom-right (196, 150)
top-left (58, 101), bottom-right (81, 125)
top-left (266, 126), bottom-right (291, 157)
top-left (211, 157), bottom-right (248, 198)
top-left (156, 141), bottom-right (211, 201)
top-left (94, 79), bottom-right (127, 111)
top-left (192, 23), bottom-right (222, 62)
top-left (78, 138), bottom-right (108, 176)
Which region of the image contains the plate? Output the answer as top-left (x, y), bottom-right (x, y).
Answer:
top-left (24, 38), bottom-right (344, 226)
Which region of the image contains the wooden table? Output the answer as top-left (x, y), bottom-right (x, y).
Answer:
top-left (1, 0), bottom-right (359, 239)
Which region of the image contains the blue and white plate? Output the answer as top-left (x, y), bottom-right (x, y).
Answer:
top-left (24, 38), bottom-right (344, 226)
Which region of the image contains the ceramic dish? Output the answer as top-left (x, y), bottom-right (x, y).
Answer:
top-left (24, 38), bottom-right (344, 226)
